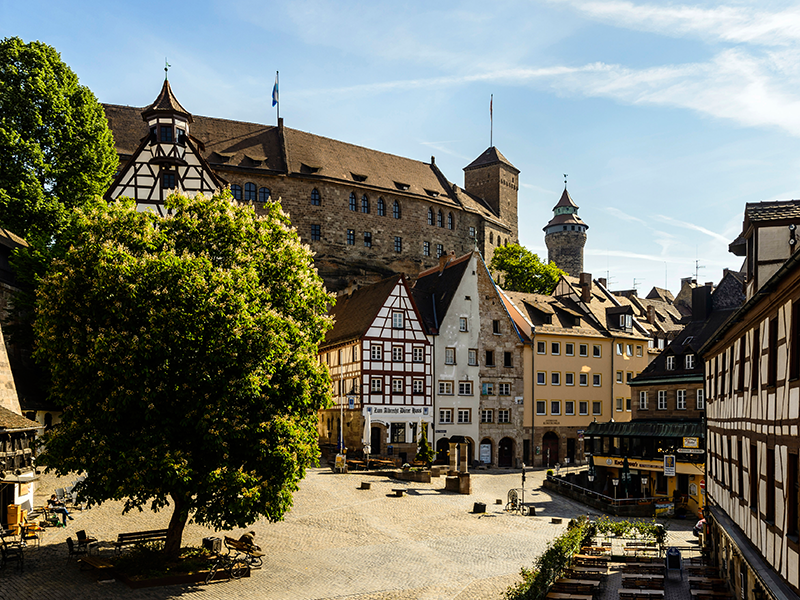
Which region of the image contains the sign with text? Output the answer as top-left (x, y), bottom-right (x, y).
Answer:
top-left (371, 406), bottom-right (425, 415)
top-left (664, 455), bottom-right (676, 477)
top-left (683, 437), bottom-right (699, 448)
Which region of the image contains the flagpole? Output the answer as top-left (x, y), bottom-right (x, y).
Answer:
top-left (277, 71), bottom-right (280, 123)
top-left (490, 94), bottom-right (493, 148)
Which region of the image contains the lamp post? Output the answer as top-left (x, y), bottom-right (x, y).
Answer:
top-left (641, 475), bottom-right (649, 498)
top-left (612, 477), bottom-right (620, 501)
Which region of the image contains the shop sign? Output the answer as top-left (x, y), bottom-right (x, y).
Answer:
top-left (480, 443), bottom-right (491, 464)
top-left (577, 430), bottom-right (584, 440)
top-left (664, 455), bottom-right (676, 477)
top-left (677, 448), bottom-right (704, 454)
top-left (683, 437), bottom-right (699, 448)
top-left (435, 430), bottom-right (447, 434)
top-left (371, 406), bottom-right (425, 415)
top-left (348, 396), bottom-right (355, 409)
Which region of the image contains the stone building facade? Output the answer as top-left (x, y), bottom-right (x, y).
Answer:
top-left (544, 187), bottom-right (588, 277)
top-left (104, 81), bottom-right (519, 292)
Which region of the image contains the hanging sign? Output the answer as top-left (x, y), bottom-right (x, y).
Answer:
top-left (664, 455), bottom-right (676, 477)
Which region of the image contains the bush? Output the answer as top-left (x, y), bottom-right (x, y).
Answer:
top-left (546, 470), bottom-right (554, 477)
top-left (113, 544), bottom-right (211, 580)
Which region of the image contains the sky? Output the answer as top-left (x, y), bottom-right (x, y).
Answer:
top-left (4, 0), bottom-right (800, 296)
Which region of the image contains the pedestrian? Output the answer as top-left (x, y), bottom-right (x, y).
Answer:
top-left (48, 494), bottom-right (73, 526)
top-left (238, 530), bottom-right (260, 551)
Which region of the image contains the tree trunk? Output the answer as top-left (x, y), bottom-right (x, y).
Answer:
top-left (164, 492), bottom-right (190, 559)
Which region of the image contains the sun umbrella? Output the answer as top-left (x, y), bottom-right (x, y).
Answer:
top-left (587, 454), bottom-right (596, 484)
top-left (362, 410), bottom-right (371, 463)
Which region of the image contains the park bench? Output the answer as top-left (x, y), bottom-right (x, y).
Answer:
top-left (114, 529), bottom-right (168, 553)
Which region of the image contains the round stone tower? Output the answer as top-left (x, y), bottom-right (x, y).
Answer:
top-left (543, 186), bottom-right (588, 277)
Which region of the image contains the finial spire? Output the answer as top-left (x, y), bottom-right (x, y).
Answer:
top-left (164, 58), bottom-right (171, 80)
top-left (564, 173), bottom-right (568, 189)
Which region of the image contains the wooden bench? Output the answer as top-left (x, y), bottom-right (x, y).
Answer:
top-left (550, 583), bottom-right (594, 595)
top-left (391, 489), bottom-right (406, 497)
top-left (79, 555), bottom-right (114, 572)
top-left (545, 593), bottom-right (592, 600)
top-left (114, 529), bottom-right (168, 553)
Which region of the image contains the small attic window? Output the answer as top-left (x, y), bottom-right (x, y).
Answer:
top-left (300, 163), bottom-right (321, 174)
top-left (425, 189), bottom-right (439, 197)
top-left (351, 173), bottom-right (368, 182)
top-left (683, 336), bottom-right (694, 345)
top-left (394, 181), bottom-right (410, 191)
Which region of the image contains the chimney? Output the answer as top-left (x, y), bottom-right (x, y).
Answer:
top-left (579, 273), bottom-right (592, 303)
top-left (647, 305), bottom-right (655, 324)
top-left (597, 277), bottom-right (607, 288)
top-left (439, 251), bottom-right (455, 272)
top-left (691, 284), bottom-right (712, 322)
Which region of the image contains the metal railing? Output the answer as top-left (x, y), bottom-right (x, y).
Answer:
top-left (547, 475), bottom-right (669, 508)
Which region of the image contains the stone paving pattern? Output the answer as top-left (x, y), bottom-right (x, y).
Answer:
top-left (0, 466), bottom-right (697, 600)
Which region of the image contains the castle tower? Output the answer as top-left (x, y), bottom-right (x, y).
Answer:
top-left (463, 147), bottom-right (519, 242)
top-left (543, 186), bottom-right (588, 277)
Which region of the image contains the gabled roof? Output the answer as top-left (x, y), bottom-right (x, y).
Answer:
top-left (463, 146), bottom-right (518, 173)
top-left (0, 405), bottom-right (39, 431)
top-left (744, 199), bottom-right (800, 223)
top-left (323, 275), bottom-right (404, 347)
top-left (646, 287), bottom-right (675, 303)
top-left (411, 253), bottom-right (474, 335)
top-left (141, 80), bottom-right (193, 122)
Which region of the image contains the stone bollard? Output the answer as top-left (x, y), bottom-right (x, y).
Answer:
top-left (360, 482), bottom-right (371, 490)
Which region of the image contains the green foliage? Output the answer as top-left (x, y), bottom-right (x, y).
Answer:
top-left (594, 516), bottom-right (667, 545)
top-left (34, 191), bottom-right (334, 557)
top-left (489, 244), bottom-right (564, 294)
top-left (113, 543), bottom-right (211, 580)
top-left (504, 516), bottom-right (591, 600)
top-left (416, 422), bottom-right (434, 466)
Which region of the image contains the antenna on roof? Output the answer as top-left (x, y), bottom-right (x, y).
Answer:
top-left (489, 94), bottom-right (493, 148)
top-left (164, 58), bottom-right (171, 81)
top-left (633, 278), bottom-right (642, 292)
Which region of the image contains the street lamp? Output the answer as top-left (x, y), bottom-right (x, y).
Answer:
top-left (641, 475), bottom-right (649, 497)
top-left (612, 477), bottom-right (620, 501)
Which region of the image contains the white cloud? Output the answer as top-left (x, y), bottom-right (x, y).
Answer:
top-left (652, 215), bottom-right (731, 244)
top-left (603, 206), bottom-right (647, 225)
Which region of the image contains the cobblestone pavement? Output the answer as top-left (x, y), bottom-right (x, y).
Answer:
top-left (0, 466), bottom-right (695, 600)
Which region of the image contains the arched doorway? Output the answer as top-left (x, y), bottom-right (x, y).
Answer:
top-left (479, 438), bottom-right (493, 465)
top-left (371, 426), bottom-right (382, 456)
top-left (436, 437), bottom-right (450, 463)
top-left (542, 431), bottom-right (559, 467)
top-left (498, 437), bottom-right (514, 467)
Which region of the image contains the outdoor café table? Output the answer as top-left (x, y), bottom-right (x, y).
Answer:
top-left (347, 460), bottom-right (366, 470)
top-left (690, 590), bottom-right (734, 598)
top-left (618, 589), bottom-right (664, 598)
top-left (689, 578), bottom-right (725, 587)
top-left (688, 567), bottom-right (721, 578)
top-left (568, 565), bottom-right (607, 574)
top-left (545, 593), bottom-right (592, 600)
top-left (557, 578), bottom-right (600, 587)
top-left (573, 554), bottom-right (609, 567)
top-left (581, 546), bottom-right (608, 554)
top-left (622, 573), bottom-right (663, 580)
top-left (566, 569), bottom-right (605, 580)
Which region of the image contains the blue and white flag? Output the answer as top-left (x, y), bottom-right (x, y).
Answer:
top-left (272, 72), bottom-right (279, 107)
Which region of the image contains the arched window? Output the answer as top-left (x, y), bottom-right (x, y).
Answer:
top-left (447, 212), bottom-right (453, 230)
top-left (259, 187), bottom-right (271, 202)
top-left (361, 195), bottom-right (369, 213)
top-left (311, 188), bottom-right (321, 205)
top-left (437, 210), bottom-right (443, 227)
top-left (393, 200), bottom-right (401, 219)
top-left (244, 182), bottom-right (257, 201)
top-left (377, 198), bottom-right (385, 216)
top-left (349, 192), bottom-right (357, 211)
top-left (427, 207), bottom-right (434, 226)
top-left (231, 184), bottom-right (242, 201)
top-left (489, 232), bottom-right (494, 244)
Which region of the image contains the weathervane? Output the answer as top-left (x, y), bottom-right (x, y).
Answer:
top-left (564, 173), bottom-right (568, 189)
top-left (164, 58), bottom-right (171, 80)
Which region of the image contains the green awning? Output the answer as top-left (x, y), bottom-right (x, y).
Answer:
top-left (583, 420), bottom-right (704, 439)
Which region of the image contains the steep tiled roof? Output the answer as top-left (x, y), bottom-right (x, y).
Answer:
top-left (503, 290), bottom-right (606, 338)
top-left (744, 199), bottom-right (800, 223)
top-left (0, 228), bottom-right (27, 250)
top-left (544, 212), bottom-right (587, 228)
top-left (463, 146), bottom-right (518, 173)
top-left (411, 253), bottom-right (473, 335)
top-left (323, 275), bottom-right (403, 347)
top-left (553, 188), bottom-right (578, 210)
top-left (646, 287), bottom-right (674, 303)
top-left (141, 80), bottom-right (192, 122)
top-left (0, 405), bottom-right (39, 430)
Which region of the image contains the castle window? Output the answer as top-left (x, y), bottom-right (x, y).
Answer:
top-left (347, 229), bottom-right (355, 245)
top-left (423, 241), bottom-right (430, 256)
top-left (436, 244), bottom-right (444, 258)
top-left (364, 232), bottom-right (372, 247)
top-left (311, 224), bottom-right (321, 241)
top-left (230, 184), bottom-right (242, 200)
top-left (349, 192), bottom-right (357, 211)
top-left (437, 210), bottom-right (443, 227)
top-left (159, 125), bottom-right (173, 142)
top-left (469, 226), bottom-right (475, 238)
top-left (259, 187), bottom-right (271, 202)
top-left (428, 208), bottom-right (434, 225)
top-left (361, 195), bottom-right (369, 213)
top-left (447, 213), bottom-right (453, 229)
top-left (377, 198), bottom-right (385, 216)
top-left (393, 200), bottom-right (401, 219)
top-left (311, 188), bottom-right (321, 205)
top-left (489, 232), bottom-right (494, 244)
top-left (562, 226), bottom-right (567, 230)
top-left (162, 172), bottom-right (176, 189)
top-left (394, 237), bottom-right (402, 253)
top-left (244, 182), bottom-right (257, 201)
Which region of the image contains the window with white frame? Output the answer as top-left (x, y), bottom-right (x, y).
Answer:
top-left (537, 341), bottom-right (546, 354)
top-left (616, 398), bottom-right (623, 412)
top-left (566, 343), bottom-right (574, 356)
top-left (536, 401), bottom-right (546, 415)
top-left (392, 346), bottom-right (403, 362)
top-left (626, 398), bottom-right (631, 411)
top-left (551, 401), bottom-right (561, 415)
top-left (445, 347), bottom-right (455, 364)
top-left (498, 409), bottom-right (510, 423)
top-left (658, 390), bottom-right (667, 410)
top-left (579, 401), bottom-right (588, 415)
top-left (677, 389), bottom-right (686, 410)
top-left (392, 378), bottom-right (403, 393)
top-left (551, 342), bottom-right (560, 355)
top-left (392, 311), bottom-right (404, 329)
top-left (626, 372), bottom-right (633, 383)
top-left (626, 344), bottom-right (633, 356)
top-left (482, 382), bottom-right (494, 395)
top-left (639, 391), bottom-right (648, 410)
top-left (459, 317), bottom-right (468, 332)
top-left (592, 401), bottom-right (602, 415)
top-left (593, 345), bottom-right (602, 357)
top-left (666, 355), bottom-right (675, 370)
top-left (580, 344), bottom-right (588, 357)
top-left (371, 378), bottom-right (383, 392)
top-left (413, 379), bottom-right (424, 394)
top-left (481, 409), bottom-right (493, 423)
top-left (565, 372), bottom-right (574, 386)
top-left (458, 381), bottom-right (473, 395)
top-left (370, 345), bottom-right (382, 361)
top-left (685, 354), bottom-right (695, 369)
top-left (440, 408), bottom-right (452, 423)
top-left (457, 409), bottom-right (471, 423)
top-left (537, 372), bottom-right (546, 385)
top-left (439, 381), bottom-right (453, 395)
top-left (696, 389), bottom-right (705, 410)
top-left (616, 343), bottom-right (623, 355)
top-left (636, 345), bottom-right (643, 357)
top-left (579, 373), bottom-right (588, 386)
top-left (468, 349), bottom-right (477, 366)
top-left (616, 371), bottom-right (623, 383)
top-left (565, 401), bottom-right (575, 415)
top-left (412, 347), bottom-right (424, 362)
top-left (551, 372), bottom-right (560, 385)
top-left (593, 373), bottom-right (601, 386)
top-left (499, 383), bottom-right (510, 395)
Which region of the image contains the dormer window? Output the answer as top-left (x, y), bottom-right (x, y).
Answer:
top-left (685, 354), bottom-right (695, 369)
top-left (176, 128), bottom-right (186, 145)
top-left (149, 126), bottom-right (157, 145)
top-left (351, 173), bottom-right (368, 182)
top-left (159, 125), bottom-right (173, 143)
top-left (666, 355), bottom-right (675, 370)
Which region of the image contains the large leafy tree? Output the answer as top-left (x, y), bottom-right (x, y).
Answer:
top-left (490, 243), bottom-right (564, 294)
top-left (34, 191), bottom-right (333, 557)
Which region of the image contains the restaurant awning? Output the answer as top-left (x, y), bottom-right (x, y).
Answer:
top-left (583, 420), bottom-right (704, 439)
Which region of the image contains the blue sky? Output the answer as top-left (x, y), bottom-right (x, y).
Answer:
top-left (4, 0), bottom-right (800, 295)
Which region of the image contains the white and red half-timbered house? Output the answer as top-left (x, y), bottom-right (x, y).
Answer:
top-left (318, 275), bottom-right (432, 464)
